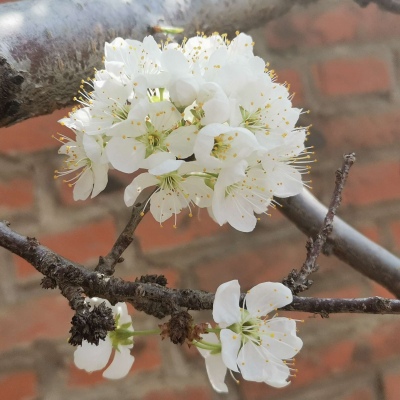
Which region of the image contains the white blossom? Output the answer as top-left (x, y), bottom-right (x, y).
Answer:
top-left (74, 298), bottom-right (135, 380)
top-left (197, 280), bottom-right (303, 391)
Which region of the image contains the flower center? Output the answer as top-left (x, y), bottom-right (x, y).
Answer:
top-left (108, 314), bottom-right (134, 350)
top-left (136, 121), bottom-right (168, 157)
top-left (211, 134), bottom-right (231, 159)
top-left (240, 105), bottom-right (263, 133)
top-left (159, 171), bottom-right (184, 191)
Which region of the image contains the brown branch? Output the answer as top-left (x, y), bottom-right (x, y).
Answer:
top-left (279, 190), bottom-right (400, 298)
top-left (2, 220), bottom-right (400, 322)
top-left (287, 295), bottom-right (400, 316)
top-left (0, 0), bottom-right (311, 127)
top-left (283, 153), bottom-right (356, 294)
top-left (96, 190), bottom-right (154, 275)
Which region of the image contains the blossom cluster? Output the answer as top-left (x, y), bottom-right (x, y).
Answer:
top-left (56, 32), bottom-right (310, 232)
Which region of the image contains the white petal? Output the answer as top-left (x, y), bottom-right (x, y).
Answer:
top-left (148, 159), bottom-right (184, 175)
top-left (149, 189), bottom-right (183, 223)
top-left (220, 328), bottom-right (241, 373)
top-left (112, 302), bottom-right (133, 326)
top-left (225, 196), bottom-right (257, 232)
top-left (149, 101), bottom-right (181, 132)
top-left (103, 346), bottom-right (135, 379)
top-left (260, 318), bottom-right (303, 359)
top-left (246, 282), bottom-right (293, 317)
top-left (106, 137), bottom-right (145, 173)
top-left (204, 354), bottom-right (229, 393)
top-left (124, 173), bottom-right (158, 207)
top-left (238, 341), bottom-right (291, 384)
top-left (167, 125), bottom-right (197, 159)
top-left (213, 280), bottom-right (241, 327)
top-left (91, 163), bottom-right (109, 198)
top-left (73, 168), bottom-right (93, 201)
top-left (74, 338), bottom-right (112, 372)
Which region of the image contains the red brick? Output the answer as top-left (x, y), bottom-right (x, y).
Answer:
top-left (319, 111), bottom-right (400, 151)
top-left (0, 178), bottom-right (33, 210)
top-left (370, 281), bottom-right (395, 299)
top-left (0, 109), bottom-right (69, 155)
top-left (265, 4), bottom-right (359, 50)
top-left (0, 371), bottom-right (37, 400)
top-left (313, 57), bottom-right (391, 97)
top-left (369, 320), bottom-right (400, 360)
top-left (390, 220), bottom-right (400, 252)
top-left (0, 295), bottom-right (73, 351)
top-left (341, 161), bottom-right (400, 207)
top-left (359, 4), bottom-right (400, 40)
top-left (275, 68), bottom-right (305, 106)
top-left (312, 284), bottom-right (364, 300)
top-left (196, 241), bottom-right (305, 292)
top-left (296, 340), bottom-right (357, 386)
top-left (135, 210), bottom-right (227, 252)
top-left (342, 387), bottom-right (375, 400)
top-left (384, 370), bottom-right (400, 400)
top-left (143, 387), bottom-right (212, 400)
top-left (14, 217), bottom-right (116, 279)
top-left (358, 226), bottom-right (380, 244)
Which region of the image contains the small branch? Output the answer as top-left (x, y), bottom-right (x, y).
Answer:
top-left (283, 153), bottom-right (356, 294)
top-left (286, 295), bottom-right (400, 316)
top-left (96, 190), bottom-right (154, 275)
top-left (279, 193), bottom-right (400, 298)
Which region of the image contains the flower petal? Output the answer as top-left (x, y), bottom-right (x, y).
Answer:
top-left (213, 280), bottom-right (241, 327)
top-left (204, 353), bottom-right (229, 393)
top-left (124, 173), bottom-right (158, 207)
top-left (220, 328), bottom-right (241, 373)
top-left (245, 282), bottom-right (293, 317)
top-left (260, 317), bottom-right (303, 359)
top-left (102, 346), bottom-right (135, 379)
top-left (167, 125), bottom-right (197, 159)
top-left (74, 338), bottom-right (112, 372)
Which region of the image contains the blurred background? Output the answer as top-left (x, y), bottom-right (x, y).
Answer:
top-left (0, 0), bottom-right (400, 399)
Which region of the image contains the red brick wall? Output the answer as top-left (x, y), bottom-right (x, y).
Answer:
top-left (0, 1), bottom-right (399, 399)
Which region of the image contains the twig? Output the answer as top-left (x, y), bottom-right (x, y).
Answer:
top-left (283, 153), bottom-right (356, 294)
top-left (286, 295), bottom-right (400, 317)
top-left (96, 190), bottom-right (154, 275)
top-left (279, 193), bottom-right (400, 297)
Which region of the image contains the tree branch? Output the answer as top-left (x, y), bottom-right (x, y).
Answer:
top-left (2, 220), bottom-right (400, 324)
top-left (96, 190), bottom-right (154, 275)
top-left (279, 190), bottom-right (400, 298)
top-left (0, 0), bottom-right (310, 127)
top-left (283, 153), bottom-right (356, 294)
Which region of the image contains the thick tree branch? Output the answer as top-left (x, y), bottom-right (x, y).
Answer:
top-left (283, 153), bottom-right (356, 294)
top-left (0, 0), bottom-right (311, 127)
top-left (2, 221), bottom-right (400, 322)
top-left (279, 190), bottom-right (400, 298)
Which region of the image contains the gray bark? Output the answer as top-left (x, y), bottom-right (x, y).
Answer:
top-left (0, 0), bottom-right (310, 127)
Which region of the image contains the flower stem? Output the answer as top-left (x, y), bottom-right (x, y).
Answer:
top-left (130, 329), bottom-right (160, 336)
